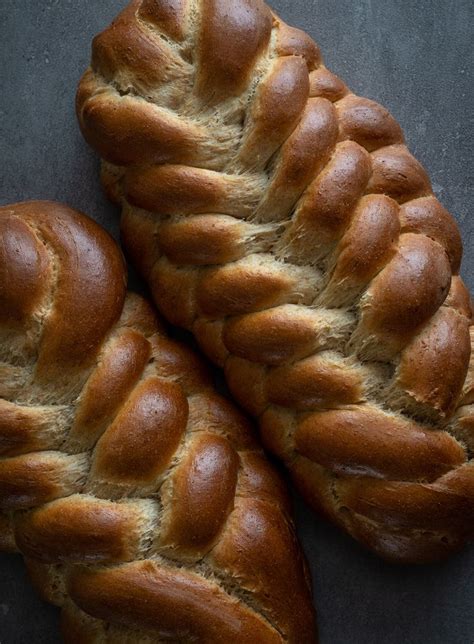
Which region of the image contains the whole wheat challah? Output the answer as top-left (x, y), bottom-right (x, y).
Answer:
top-left (77, 0), bottom-right (474, 563)
top-left (0, 200), bottom-right (316, 642)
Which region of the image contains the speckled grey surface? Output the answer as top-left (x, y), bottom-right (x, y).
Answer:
top-left (0, 1), bottom-right (473, 643)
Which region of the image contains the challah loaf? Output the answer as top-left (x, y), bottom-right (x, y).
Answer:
top-left (0, 201), bottom-right (316, 642)
top-left (77, 0), bottom-right (474, 562)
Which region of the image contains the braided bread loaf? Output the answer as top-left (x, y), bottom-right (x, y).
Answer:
top-left (0, 201), bottom-right (316, 642)
top-left (77, 0), bottom-right (474, 563)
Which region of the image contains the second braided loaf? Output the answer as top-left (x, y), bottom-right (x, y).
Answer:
top-left (77, 0), bottom-right (474, 563)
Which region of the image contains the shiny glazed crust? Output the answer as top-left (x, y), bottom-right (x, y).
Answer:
top-left (0, 201), bottom-right (316, 643)
top-left (77, 0), bottom-right (474, 562)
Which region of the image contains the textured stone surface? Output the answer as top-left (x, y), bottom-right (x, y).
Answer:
top-left (0, 1), bottom-right (472, 643)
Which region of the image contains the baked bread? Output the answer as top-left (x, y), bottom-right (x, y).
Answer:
top-left (77, 0), bottom-right (474, 562)
top-left (0, 200), bottom-right (316, 643)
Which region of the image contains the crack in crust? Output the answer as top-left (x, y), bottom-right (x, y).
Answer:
top-left (77, 0), bottom-right (474, 563)
top-left (0, 201), bottom-right (316, 643)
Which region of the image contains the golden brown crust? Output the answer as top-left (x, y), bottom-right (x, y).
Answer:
top-left (1, 201), bottom-right (126, 385)
top-left (198, 0), bottom-right (273, 98)
top-left (159, 433), bottom-right (240, 557)
top-left (77, 0), bottom-right (473, 563)
top-left (295, 407), bottom-right (465, 481)
top-left (275, 21), bottom-right (321, 70)
top-left (138, 0), bottom-right (188, 41)
top-left (15, 495), bottom-right (154, 565)
top-left (68, 561), bottom-right (282, 643)
top-left (0, 201), bottom-right (316, 642)
top-left (0, 215), bottom-right (50, 324)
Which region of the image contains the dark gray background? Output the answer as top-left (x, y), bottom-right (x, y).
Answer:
top-left (0, 1), bottom-right (473, 643)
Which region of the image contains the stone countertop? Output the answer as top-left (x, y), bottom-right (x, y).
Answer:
top-left (0, 1), bottom-right (472, 642)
